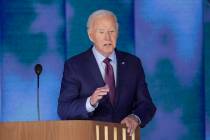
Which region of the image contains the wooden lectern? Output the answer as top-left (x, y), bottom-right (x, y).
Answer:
top-left (0, 120), bottom-right (140, 140)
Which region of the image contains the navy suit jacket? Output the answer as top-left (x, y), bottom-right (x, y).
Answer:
top-left (58, 48), bottom-right (156, 127)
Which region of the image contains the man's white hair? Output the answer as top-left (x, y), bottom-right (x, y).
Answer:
top-left (87, 9), bottom-right (119, 31)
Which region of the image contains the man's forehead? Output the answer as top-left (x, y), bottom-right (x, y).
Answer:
top-left (92, 19), bottom-right (117, 28)
top-left (93, 15), bottom-right (115, 24)
top-left (88, 14), bottom-right (118, 31)
top-left (95, 14), bottom-right (114, 19)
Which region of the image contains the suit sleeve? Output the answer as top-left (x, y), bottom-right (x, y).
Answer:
top-left (132, 59), bottom-right (156, 128)
top-left (57, 60), bottom-right (92, 120)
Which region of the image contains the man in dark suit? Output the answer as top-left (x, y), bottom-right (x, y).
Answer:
top-left (58, 9), bottom-right (156, 134)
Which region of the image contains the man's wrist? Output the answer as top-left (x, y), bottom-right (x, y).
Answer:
top-left (90, 96), bottom-right (97, 107)
top-left (129, 114), bottom-right (141, 125)
top-left (86, 97), bottom-right (98, 112)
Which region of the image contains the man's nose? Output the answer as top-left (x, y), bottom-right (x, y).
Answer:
top-left (104, 32), bottom-right (111, 41)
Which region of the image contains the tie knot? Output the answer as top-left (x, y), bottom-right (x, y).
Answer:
top-left (103, 57), bottom-right (111, 64)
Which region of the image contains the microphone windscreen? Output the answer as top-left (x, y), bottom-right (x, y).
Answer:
top-left (34, 64), bottom-right (42, 75)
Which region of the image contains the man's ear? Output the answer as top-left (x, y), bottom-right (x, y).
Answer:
top-left (88, 30), bottom-right (94, 42)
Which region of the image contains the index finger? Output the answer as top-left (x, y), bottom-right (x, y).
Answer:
top-left (96, 87), bottom-right (109, 92)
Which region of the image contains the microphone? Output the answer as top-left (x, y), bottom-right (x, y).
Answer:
top-left (34, 64), bottom-right (43, 121)
top-left (35, 64), bottom-right (42, 76)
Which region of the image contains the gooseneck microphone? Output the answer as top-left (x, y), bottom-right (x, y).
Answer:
top-left (34, 64), bottom-right (43, 121)
top-left (35, 64), bottom-right (42, 77)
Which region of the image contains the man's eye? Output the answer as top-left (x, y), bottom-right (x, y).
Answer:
top-left (109, 30), bottom-right (115, 33)
top-left (99, 31), bottom-right (104, 34)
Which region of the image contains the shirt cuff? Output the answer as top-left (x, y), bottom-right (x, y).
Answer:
top-left (130, 114), bottom-right (142, 125)
top-left (86, 97), bottom-right (98, 112)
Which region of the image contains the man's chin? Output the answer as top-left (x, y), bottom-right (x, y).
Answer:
top-left (105, 50), bottom-right (115, 56)
top-left (99, 50), bottom-right (113, 57)
top-left (104, 46), bottom-right (115, 52)
top-left (96, 46), bottom-right (115, 56)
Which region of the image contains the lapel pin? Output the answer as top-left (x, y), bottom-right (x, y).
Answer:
top-left (121, 61), bottom-right (125, 65)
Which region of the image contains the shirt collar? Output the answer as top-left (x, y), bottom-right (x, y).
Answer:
top-left (92, 46), bottom-right (116, 64)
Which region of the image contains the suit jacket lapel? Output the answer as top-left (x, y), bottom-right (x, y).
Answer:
top-left (86, 48), bottom-right (105, 87)
top-left (114, 50), bottom-right (127, 107)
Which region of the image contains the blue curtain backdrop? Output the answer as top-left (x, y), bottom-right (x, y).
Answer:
top-left (0, 0), bottom-right (208, 140)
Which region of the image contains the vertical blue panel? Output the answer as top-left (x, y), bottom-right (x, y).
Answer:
top-left (204, 1), bottom-right (210, 140)
top-left (135, 1), bottom-right (203, 140)
top-left (0, 60), bottom-right (1, 121)
top-left (0, 0), bottom-right (4, 121)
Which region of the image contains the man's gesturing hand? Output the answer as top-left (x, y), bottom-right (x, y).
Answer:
top-left (90, 86), bottom-right (109, 106)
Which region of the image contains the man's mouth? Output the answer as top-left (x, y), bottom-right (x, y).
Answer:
top-left (104, 43), bottom-right (112, 47)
